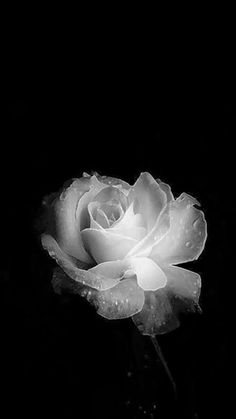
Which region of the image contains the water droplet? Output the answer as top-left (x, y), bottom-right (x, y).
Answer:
top-left (186, 241), bottom-right (191, 247)
top-left (115, 301), bottom-right (118, 306)
top-left (125, 298), bottom-right (129, 303)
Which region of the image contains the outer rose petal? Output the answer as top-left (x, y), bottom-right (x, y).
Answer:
top-left (128, 172), bottom-right (167, 232)
top-left (159, 263), bottom-right (202, 301)
top-left (51, 178), bottom-right (91, 262)
top-left (87, 277), bottom-right (145, 319)
top-left (132, 289), bottom-right (180, 336)
top-left (41, 234), bottom-right (120, 291)
top-left (54, 175), bottom-right (107, 263)
top-left (132, 264), bottom-right (202, 336)
top-left (157, 179), bottom-right (174, 202)
top-left (52, 267), bottom-right (145, 320)
top-left (126, 204), bottom-right (171, 258)
top-left (150, 193), bottom-right (207, 265)
top-left (81, 228), bottom-right (138, 263)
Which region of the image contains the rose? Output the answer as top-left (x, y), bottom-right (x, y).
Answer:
top-left (41, 172), bottom-right (207, 336)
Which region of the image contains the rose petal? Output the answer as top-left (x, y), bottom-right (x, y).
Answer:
top-left (92, 185), bottom-right (128, 211)
top-left (89, 277), bottom-right (145, 319)
top-left (53, 175), bottom-right (107, 263)
top-left (157, 179), bottom-right (174, 202)
top-left (126, 204), bottom-right (171, 258)
top-left (51, 266), bottom-right (145, 320)
top-left (109, 202), bottom-right (147, 241)
top-left (150, 193), bottom-right (207, 265)
top-left (128, 172), bottom-right (167, 232)
top-left (132, 289), bottom-right (180, 336)
top-left (87, 201), bottom-right (110, 229)
top-left (96, 208), bottom-right (110, 228)
top-left (88, 259), bottom-right (130, 280)
top-left (50, 178), bottom-right (92, 262)
top-left (159, 263), bottom-right (202, 301)
top-left (81, 228), bottom-right (138, 264)
top-left (95, 173), bottom-right (131, 196)
top-left (128, 257), bottom-right (167, 291)
top-left (75, 175), bottom-right (109, 230)
top-left (41, 234), bottom-right (120, 291)
top-left (132, 263), bottom-right (202, 336)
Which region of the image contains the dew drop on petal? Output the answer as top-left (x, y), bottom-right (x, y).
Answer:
top-left (185, 241), bottom-right (191, 247)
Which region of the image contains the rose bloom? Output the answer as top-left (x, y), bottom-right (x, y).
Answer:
top-left (41, 172), bottom-right (207, 336)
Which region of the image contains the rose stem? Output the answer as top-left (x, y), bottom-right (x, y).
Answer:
top-left (150, 335), bottom-right (177, 399)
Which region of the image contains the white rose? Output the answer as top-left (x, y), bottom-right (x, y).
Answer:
top-left (41, 172), bottom-right (207, 336)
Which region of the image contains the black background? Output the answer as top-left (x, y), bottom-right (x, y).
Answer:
top-left (1, 22), bottom-right (234, 419)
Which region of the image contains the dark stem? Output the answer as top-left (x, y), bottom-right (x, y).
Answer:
top-left (150, 335), bottom-right (177, 399)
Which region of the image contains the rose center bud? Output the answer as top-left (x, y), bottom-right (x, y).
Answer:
top-left (100, 201), bottom-right (123, 227)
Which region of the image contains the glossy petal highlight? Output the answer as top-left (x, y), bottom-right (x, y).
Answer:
top-left (129, 257), bottom-right (167, 291)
